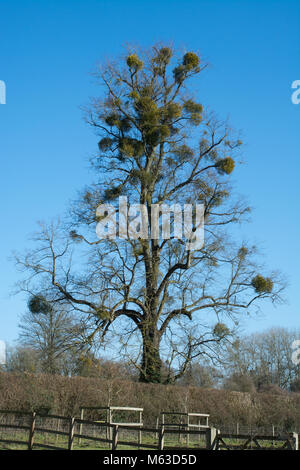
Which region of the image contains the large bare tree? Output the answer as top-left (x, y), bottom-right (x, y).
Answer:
top-left (15, 44), bottom-right (285, 383)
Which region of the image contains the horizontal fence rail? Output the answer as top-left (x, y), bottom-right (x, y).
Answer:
top-left (0, 410), bottom-right (298, 451)
top-left (213, 432), bottom-right (299, 450)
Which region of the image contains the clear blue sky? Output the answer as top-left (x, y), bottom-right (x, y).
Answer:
top-left (0, 0), bottom-right (299, 344)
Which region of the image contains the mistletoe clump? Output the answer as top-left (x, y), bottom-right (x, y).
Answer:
top-left (104, 185), bottom-right (123, 201)
top-left (105, 112), bottom-right (121, 128)
top-left (155, 47), bottom-right (172, 64)
top-left (213, 322), bottom-right (230, 338)
top-left (126, 53), bottom-right (144, 71)
top-left (98, 137), bottom-right (114, 151)
top-left (251, 275), bottom-right (274, 293)
top-left (172, 144), bottom-right (194, 162)
top-left (183, 99), bottom-right (203, 126)
top-left (119, 137), bottom-right (144, 158)
top-left (173, 51), bottom-right (200, 83)
top-left (238, 246), bottom-right (249, 260)
top-left (28, 295), bottom-right (52, 314)
top-left (215, 157), bottom-right (235, 175)
top-left (153, 47), bottom-right (173, 75)
top-left (183, 52), bottom-right (200, 69)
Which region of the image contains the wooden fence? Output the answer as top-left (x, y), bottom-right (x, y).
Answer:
top-left (0, 410), bottom-right (212, 450)
top-left (0, 410), bottom-right (298, 450)
top-left (213, 431), bottom-right (299, 450)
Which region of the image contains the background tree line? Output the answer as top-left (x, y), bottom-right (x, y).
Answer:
top-left (1, 367), bottom-right (300, 434)
top-left (3, 295), bottom-right (300, 393)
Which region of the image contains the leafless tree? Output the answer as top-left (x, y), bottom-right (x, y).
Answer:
top-left (14, 44), bottom-right (285, 383)
top-left (224, 327), bottom-right (300, 391)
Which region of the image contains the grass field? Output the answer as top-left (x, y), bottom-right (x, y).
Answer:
top-left (0, 428), bottom-right (292, 450)
top-left (0, 428), bottom-right (207, 450)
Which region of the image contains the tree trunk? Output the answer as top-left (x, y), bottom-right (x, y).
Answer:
top-left (140, 323), bottom-right (162, 383)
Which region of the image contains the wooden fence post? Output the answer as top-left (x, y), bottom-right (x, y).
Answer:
top-left (112, 425), bottom-right (118, 450)
top-left (179, 417), bottom-right (182, 443)
top-left (79, 408), bottom-right (84, 445)
top-left (206, 427), bottom-right (218, 450)
top-left (292, 433), bottom-right (299, 450)
top-left (28, 412), bottom-right (36, 450)
top-left (187, 414), bottom-right (190, 448)
top-left (158, 427), bottom-right (164, 450)
top-left (68, 417), bottom-right (75, 450)
top-left (138, 411), bottom-right (142, 447)
top-left (155, 417), bottom-right (159, 439)
top-left (109, 409), bottom-right (112, 443)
